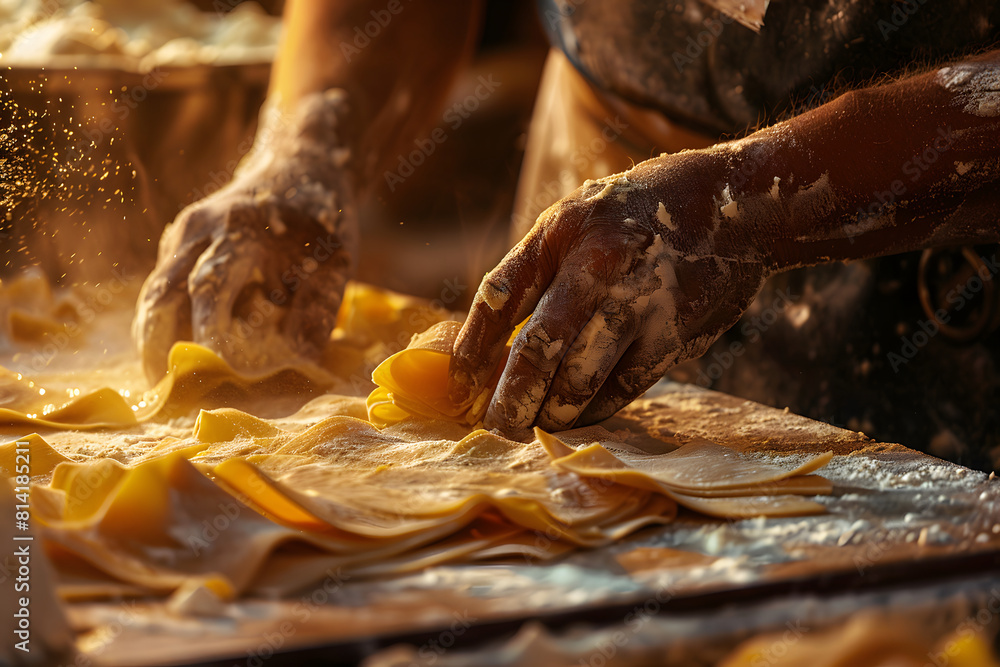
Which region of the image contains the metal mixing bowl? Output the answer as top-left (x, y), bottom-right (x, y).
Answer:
top-left (1, 62), bottom-right (271, 283)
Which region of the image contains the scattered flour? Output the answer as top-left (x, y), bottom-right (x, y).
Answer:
top-left (656, 201), bottom-right (675, 230)
top-left (718, 185), bottom-right (739, 219)
top-left (936, 64), bottom-right (1000, 118)
top-left (480, 278), bottom-right (509, 311)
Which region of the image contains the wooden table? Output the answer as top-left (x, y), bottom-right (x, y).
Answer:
top-left (70, 382), bottom-right (1000, 666)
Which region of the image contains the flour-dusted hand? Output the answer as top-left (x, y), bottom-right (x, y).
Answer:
top-left (133, 91), bottom-right (358, 381)
top-left (449, 149), bottom-right (775, 437)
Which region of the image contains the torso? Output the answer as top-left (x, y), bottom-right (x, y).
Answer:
top-left (540, 0), bottom-right (1000, 135)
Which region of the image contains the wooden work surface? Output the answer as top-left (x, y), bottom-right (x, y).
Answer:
top-left (71, 381), bottom-right (1000, 666)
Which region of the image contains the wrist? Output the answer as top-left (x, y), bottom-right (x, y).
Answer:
top-left (703, 103), bottom-right (855, 274)
top-left (231, 90), bottom-right (358, 239)
top-left (644, 139), bottom-right (788, 274)
top-left (239, 89), bottom-right (353, 187)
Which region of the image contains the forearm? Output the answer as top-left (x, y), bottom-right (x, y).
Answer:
top-left (269, 0), bottom-right (481, 190)
top-left (718, 50), bottom-right (1000, 270)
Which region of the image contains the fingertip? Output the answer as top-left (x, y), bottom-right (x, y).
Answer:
top-left (483, 393), bottom-right (516, 435)
top-left (576, 395), bottom-right (627, 426)
top-left (133, 279), bottom-right (191, 384)
top-left (483, 401), bottom-right (532, 441)
top-left (577, 370), bottom-right (659, 426)
top-left (482, 395), bottom-right (504, 432)
top-left (135, 306), bottom-right (179, 384)
top-left (535, 407), bottom-right (581, 433)
top-left (286, 290), bottom-right (341, 357)
top-left (142, 348), bottom-right (169, 386)
top-left (448, 316), bottom-right (503, 406)
top-left (446, 366), bottom-right (473, 405)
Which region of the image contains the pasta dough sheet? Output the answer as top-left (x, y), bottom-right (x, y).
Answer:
top-left (0, 280), bottom-right (833, 605)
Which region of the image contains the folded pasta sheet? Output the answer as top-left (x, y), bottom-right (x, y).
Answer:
top-left (537, 429), bottom-right (832, 518)
top-left (367, 320), bottom-right (518, 427)
top-left (0, 343), bottom-right (336, 430)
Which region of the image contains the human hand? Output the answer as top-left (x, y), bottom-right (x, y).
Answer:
top-left (133, 91), bottom-right (358, 381)
top-left (449, 150), bottom-right (773, 437)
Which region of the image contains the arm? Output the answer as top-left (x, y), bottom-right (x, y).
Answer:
top-left (450, 51), bottom-right (1000, 438)
top-left (272, 0), bottom-right (481, 189)
top-left (134, 0), bottom-right (482, 380)
top-left (728, 49), bottom-right (1000, 270)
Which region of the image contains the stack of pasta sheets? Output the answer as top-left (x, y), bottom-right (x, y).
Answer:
top-left (0, 286), bottom-right (834, 602)
top-left (4, 404), bottom-right (831, 601)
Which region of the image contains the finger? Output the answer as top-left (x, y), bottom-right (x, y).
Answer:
top-left (579, 265), bottom-right (763, 425)
top-left (188, 234), bottom-right (265, 360)
top-left (535, 302), bottom-right (639, 431)
top-left (132, 227), bottom-right (210, 381)
top-left (449, 229), bottom-right (557, 404)
top-left (282, 251), bottom-right (351, 359)
top-left (577, 328), bottom-right (678, 425)
top-left (483, 263), bottom-right (606, 437)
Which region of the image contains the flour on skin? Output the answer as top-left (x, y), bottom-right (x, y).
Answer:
top-left (936, 64), bottom-right (1000, 118)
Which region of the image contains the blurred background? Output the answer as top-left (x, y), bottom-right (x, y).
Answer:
top-left (0, 0), bottom-right (547, 301)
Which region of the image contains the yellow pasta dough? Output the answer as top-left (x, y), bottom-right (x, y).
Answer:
top-left (367, 318), bottom-right (532, 427)
top-left (0, 282), bottom-right (833, 603)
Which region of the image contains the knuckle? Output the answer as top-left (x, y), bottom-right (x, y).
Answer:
top-left (515, 322), bottom-right (565, 374)
top-left (559, 356), bottom-right (605, 395)
top-left (546, 386), bottom-right (591, 416)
